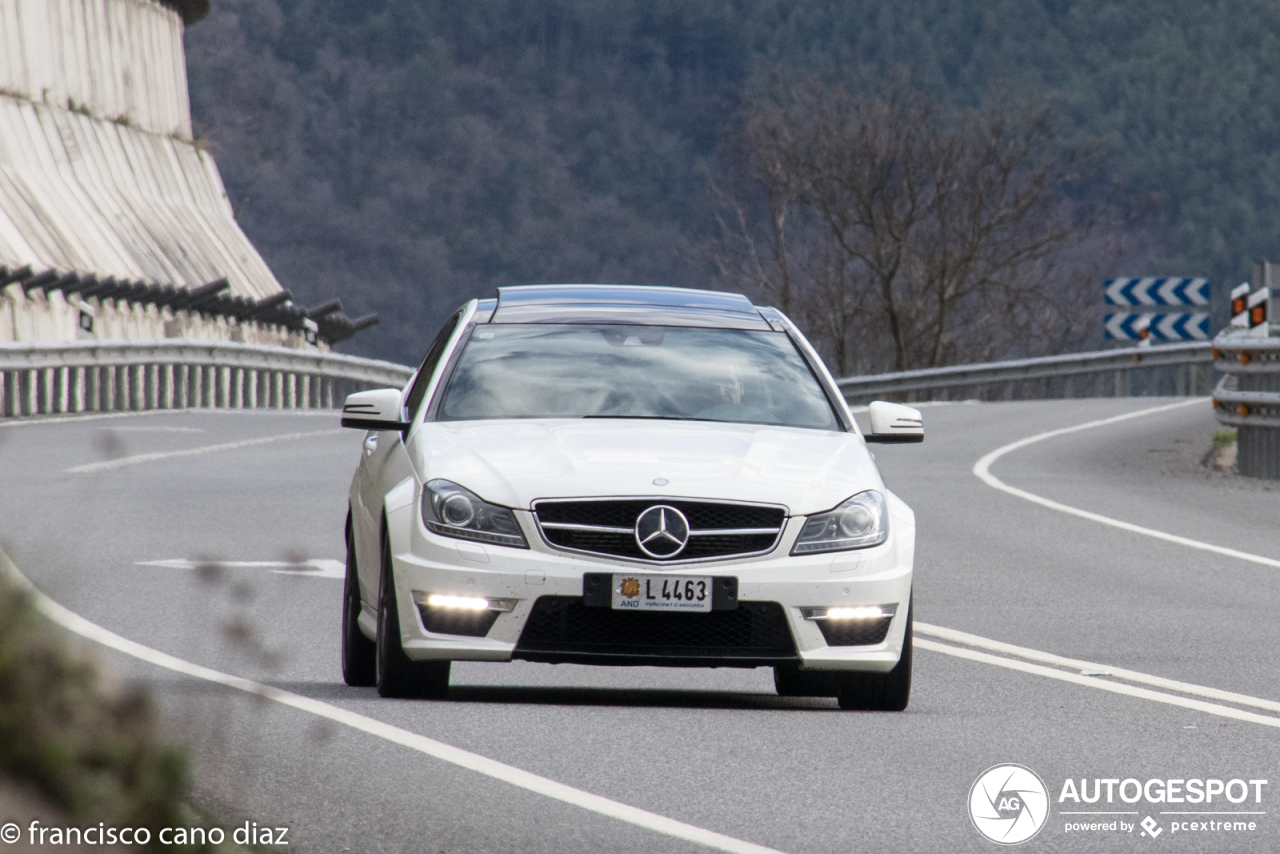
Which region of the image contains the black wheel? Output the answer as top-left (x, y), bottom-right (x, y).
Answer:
top-left (836, 594), bottom-right (912, 711)
top-left (774, 666), bottom-right (839, 697)
top-left (375, 528), bottom-right (450, 699)
top-left (341, 513), bottom-right (377, 687)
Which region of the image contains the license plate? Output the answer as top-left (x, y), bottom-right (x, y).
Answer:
top-left (611, 574), bottom-right (712, 612)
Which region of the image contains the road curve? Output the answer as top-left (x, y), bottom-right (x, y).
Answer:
top-left (1, 398), bottom-right (1278, 853)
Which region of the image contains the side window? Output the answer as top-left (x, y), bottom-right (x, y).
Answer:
top-left (403, 312), bottom-right (461, 421)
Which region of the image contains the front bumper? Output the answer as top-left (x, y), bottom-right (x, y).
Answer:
top-left (385, 501), bottom-right (914, 673)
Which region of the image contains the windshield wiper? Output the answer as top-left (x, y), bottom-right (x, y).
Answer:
top-left (581, 414), bottom-right (707, 421)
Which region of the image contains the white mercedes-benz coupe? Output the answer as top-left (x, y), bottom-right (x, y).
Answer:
top-left (340, 285), bottom-right (922, 710)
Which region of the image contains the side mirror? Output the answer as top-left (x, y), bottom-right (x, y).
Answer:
top-left (864, 401), bottom-right (923, 443)
top-left (341, 388), bottom-right (410, 431)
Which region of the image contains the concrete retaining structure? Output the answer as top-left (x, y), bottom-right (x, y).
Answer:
top-left (0, 0), bottom-right (295, 345)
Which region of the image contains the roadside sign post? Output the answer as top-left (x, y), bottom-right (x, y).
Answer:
top-left (1104, 277), bottom-right (1211, 342)
top-left (1247, 288), bottom-right (1271, 338)
top-left (1231, 283), bottom-right (1251, 328)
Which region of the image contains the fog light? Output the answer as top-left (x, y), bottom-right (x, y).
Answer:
top-left (800, 603), bottom-right (898, 646)
top-left (411, 592), bottom-right (518, 638)
top-left (828, 606), bottom-right (887, 620)
top-left (800, 603), bottom-right (897, 621)
top-left (428, 594), bottom-right (489, 611)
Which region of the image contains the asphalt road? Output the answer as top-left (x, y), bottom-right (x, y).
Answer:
top-left (1, 398), bottom-right (1278, 853)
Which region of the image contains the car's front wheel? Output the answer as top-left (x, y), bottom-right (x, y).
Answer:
top-left (835, 594), bottom-right (912, 712)
top-left (375, 528), bottom-right (450, 699)
top-left (341, 512), bottom-right (376, 687)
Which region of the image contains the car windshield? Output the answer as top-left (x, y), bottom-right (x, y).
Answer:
top-left (438, 324), bottom-right (840, 430)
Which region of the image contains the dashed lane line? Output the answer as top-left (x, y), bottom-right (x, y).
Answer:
top-left (973, 399), bottom-right (1280, 570)
top-left (64, 429), bottom-right (343, 473)
top-left (137, 558), bottom-right (345, 579)
top-left (0, 547), bottom-right (786, 854)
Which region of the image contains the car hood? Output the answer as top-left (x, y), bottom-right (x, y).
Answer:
top-left (409, 419), bottom-right (883, 515)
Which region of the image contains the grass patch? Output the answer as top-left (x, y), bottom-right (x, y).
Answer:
top-left (1212, 430), bottom-right (1238, 449)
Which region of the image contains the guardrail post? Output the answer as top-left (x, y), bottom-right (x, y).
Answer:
top-left (1212, 334), bottom-right (1280, 478)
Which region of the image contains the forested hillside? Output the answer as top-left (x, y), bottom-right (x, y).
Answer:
top-left (185, 0), bottom-right (1280, 366)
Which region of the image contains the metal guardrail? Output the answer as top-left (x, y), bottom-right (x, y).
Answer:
top-left (836, 342), bottom-right (1214, 404)
top-left (0, 339), bottom-right (414, 418)
top-left (1212, 335), bottom-right (1280, 478)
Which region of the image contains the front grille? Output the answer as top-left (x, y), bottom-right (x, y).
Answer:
top-left (815, 616), bottom-right (893, 646)
top-left (533, 498), bottom-right (785, 562)
top-left (513, 596), bottom-right (798, 666)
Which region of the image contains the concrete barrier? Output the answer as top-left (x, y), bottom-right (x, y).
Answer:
top-left (0, 0), bottom-right (289, 345)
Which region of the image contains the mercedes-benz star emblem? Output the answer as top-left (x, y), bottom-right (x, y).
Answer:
top-left (634, 505), bottom-right (690, 559)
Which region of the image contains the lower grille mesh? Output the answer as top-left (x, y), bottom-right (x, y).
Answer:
top-left (514, 596), bottom-right (797, 665)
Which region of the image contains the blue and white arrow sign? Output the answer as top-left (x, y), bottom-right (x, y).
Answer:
top-left (1105, 312), bottom-right (1210, 340)
top-left (1104, 277), bottom-right (1210, 306)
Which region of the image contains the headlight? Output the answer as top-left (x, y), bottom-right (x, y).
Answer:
top-left (422, 480), bottom-right (528, 548)
top-left (791, 490), bottom-right (888, 554)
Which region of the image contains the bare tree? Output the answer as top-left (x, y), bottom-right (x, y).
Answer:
top-left (709, 73), bottom-right (1104, 375)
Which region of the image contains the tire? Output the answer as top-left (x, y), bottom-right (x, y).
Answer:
top-left (836, 594), bottom-right (912, 712)
top-left (774, 666), bottom-right (839, 697)
top-left (341, 513), bottom-right (377, 687)
top-left (375, 528), bottom-right (450, 699)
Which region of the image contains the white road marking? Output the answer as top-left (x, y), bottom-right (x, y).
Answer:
top-left (916, 622), bottom-right (1280, 714)
top-left (0, 411), bottom-right (158, 428)
top-left (916, 638), bottom-right (1280, 729)
top-left (0, 548), bottom-right (784, 854)
top-left (65, 429), bottom-right (343, 474)
top-left (972, 399), bottom-right (1280, 570)
top-left (108, 426), bottom-right (205, 433)
top-left (137, 558), bottom-right (345, 579)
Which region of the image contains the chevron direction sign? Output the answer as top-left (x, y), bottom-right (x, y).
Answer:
top-left (1104, 277), bottom-right (1210, 306)
top-left (1105, 312), bottom-right (1210, 340)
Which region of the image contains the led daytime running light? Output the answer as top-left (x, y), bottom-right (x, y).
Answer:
top-left (826, 606), bottom-right (886, 620)
top-left (426, 594), bottom-right (490, 611)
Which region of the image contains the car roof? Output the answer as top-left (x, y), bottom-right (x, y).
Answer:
top-left (489, 284), bottom-right (773, 330)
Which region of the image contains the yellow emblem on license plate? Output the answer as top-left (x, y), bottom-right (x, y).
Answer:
top-left (619, 577), bottom-right (640, 598)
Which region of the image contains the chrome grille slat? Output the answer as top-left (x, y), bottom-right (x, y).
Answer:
top-left (532, 497), bottom-right (787, 563)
